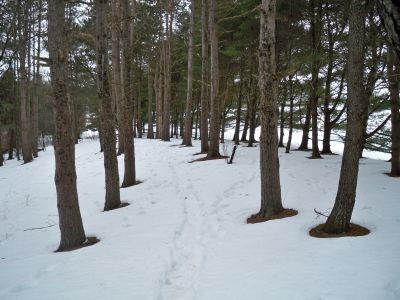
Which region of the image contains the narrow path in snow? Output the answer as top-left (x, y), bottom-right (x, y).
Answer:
top-left (158, 157), bottom-right (207, 300)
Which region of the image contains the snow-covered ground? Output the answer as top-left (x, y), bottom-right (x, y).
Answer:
top-left (0, 136), bottom-right (399, 300)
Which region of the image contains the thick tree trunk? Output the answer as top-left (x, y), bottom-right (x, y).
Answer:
top-left (121, 0), bottom-right (136, 187)
top-left (388, 48), bottom-right (400, 176)
top-left (95, 0), bottom-right (121, 210)
top-left (155, 62), bottom-right (163, 139)
top-left (257, 0), bottom-right (284, 218)
top-left (200, 0), bottom-right (209, 153)
top-left (111, 0), bottom-right (124, 155)
top-left (241, 109), bottom-right (249, 142)
top-left (48, 0), bottom-right (86, 251)
top-left (207, 0), bottom-right (221, 158)
top-left (183, 0), bottom-right (194, 147)
top-left (324, 0), bottom-right (368, 234)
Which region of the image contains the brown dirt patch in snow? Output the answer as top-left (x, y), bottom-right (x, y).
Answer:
top-left (55, 236), bottom-right (100, 253)
top-left (189, 155), bottom-right (229, 163)
top-left (247, 208), bottom-right (298, 224)
top-left (309, 223), bottom-right (370, 238)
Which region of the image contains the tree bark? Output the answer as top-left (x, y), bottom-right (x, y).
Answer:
top-left (183, 0), bottom-right (194, 147)
top-left (147, 70), bottom-right (154, 139)
top-left (48, 0), bottom-right (86, 251)
top-left (207, 0), bottom-right (221, 158)
top-left (257, 0), bottom-right (284, 218)
top-left (121, 0), bottom-right (136, 187)
top-left (111, 0), bottom-right (124, 155)
top-left (95, 0), bottom-right (121, 210)
top-left (200, 0), bottom-right (209, 153)
top-left (324, 0), bottom-right (368, 234)
top-left (310, 0), bottom-right (322, 158)
top-left (19, 1), bottom-right (32, 164)
top-left (388, 48), bottom-right (400, 176)
top-left (377, 0), bottom-right (400, 59)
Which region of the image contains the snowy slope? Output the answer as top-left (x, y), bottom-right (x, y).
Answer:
top-left (0, 137), bottom-right (399, 300)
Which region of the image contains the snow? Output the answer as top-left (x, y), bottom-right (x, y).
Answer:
top-left (0, 135), bottom-right (399, 300)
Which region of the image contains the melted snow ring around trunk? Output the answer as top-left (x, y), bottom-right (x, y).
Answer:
top-left (309, 223), bottom-right (370, 238)
top-left (247, 208), bottom-right (298, 224)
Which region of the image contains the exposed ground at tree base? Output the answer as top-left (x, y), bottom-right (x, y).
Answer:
top-left (55, 236), bottom-right (100, 253)
top-left (309, 223), bottom-right (370, 238)
top-left (247, 208), bottom-right (298, 224)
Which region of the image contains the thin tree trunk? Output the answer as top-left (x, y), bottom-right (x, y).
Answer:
top-left (233, 59), bottom-right (245, 145)
top-left (111, 0), bottom-right (124, 155)
top-left (19, 2), bottom-right (32, 164)
top-left (324, 0), bottom-right (368, 234)
top-left (285, 75), bottom-right (294, 154)
top-left (278, 81), bottom-right (287, 147)
top-left (310, 0), bottom-right (322, 158)
top-left (48, 0), bottom-right (86, 251)
top-left (31, 0), bottom-right (42, 158)
top-left (298, 103), bottom-right (311, 150)
top-left (241, 109), bottom-right (249, 142)
top-left (121, 0), bottom-right (136, 187)
top-left (95, 0), bottom-right (121, 210)
top-left (147, 70), bottom-right (154, 139)
top-left (183, 0), bottom-right (194, 146)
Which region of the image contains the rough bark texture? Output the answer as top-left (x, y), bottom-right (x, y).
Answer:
top-left (324, 0), bottom-right (368, 234)
top-left (111, 0), bottom-right (124, 155)
top-left (257, 0), bottom-right (284, 218)
top-left (19, 2), bottom-right (32, 164)
top-left (310, 0), bottom-right (322, 158)
top-left (183, 0), bottom-right (194, 147)
top-left (377, 0), bottom-right (400, 59)
top-left (298, 102), bottom-right (311, 150)
top-left (31, 0), bottom-right (42, 158)
top-left (48, 0), bottom-right (86, 251)
top-left (388, 48), bottom-right (400, 176)
top-left (200, 0), bottom-right (209, 153)
top-left (121, 0), bottom-right (136, 187)
top-left (207, 0), bottom-right (220, 158)
top-left (95, 0), bottom-right (121, 210)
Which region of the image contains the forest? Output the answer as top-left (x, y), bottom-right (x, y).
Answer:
top-left (0, 0), bottom-right (399, 299)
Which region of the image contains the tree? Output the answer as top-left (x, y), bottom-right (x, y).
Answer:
top-left (249, 0), bottom-right (289, 220)
top-left (207, 0), bottom-right (221, 158)
top-left (200, 0), bottom-right (209, 154)
top-left (323, 0), bottom-right (369, 234)
top-left (121, 0), bottom-right (137, 188)
top-left (377, 0), bottom-right (400, 59)
top-left (95, 0), bottom-right (121, 210)
top-left (182, 0), bottom-right (194, 147)
top-left (47, 0), bottom-right (86, 251)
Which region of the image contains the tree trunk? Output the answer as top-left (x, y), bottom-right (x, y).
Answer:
top-left (286, 75), bottom-right (294, 154)
top-left (121, 0), bottom-right (136, 187)
top-left (388, 48), bottom-right (400, 176)
top-left (257, 0), bottom-right (284, 218)
top-left (48, 0), bottom-right (86, 251)
top-left (298, 103), bottom-right (311, 150)
top-left (147, 70), bottom-right (154, 139)
top-left (233, 59), bottom-right (244, 145)
top-left (111, 0), bottom-right (124, 155)
top-left (31, 0), bottom-right (42, 158)
top-left (241, 109), bottom-right (249, 142)
top-left (207, 0), bottom-right (221, 158)
top-left (324, 0), bottom-right (368, 234)
top-left (377, 0), bottom-right (400, 59)
top-left (95, 0), bottom-right (121, 210)
top-left (183, 0), bottom-right (194, 147)
top-left (310, 0), bottom-right (322, 158)
top-left (278, 81), bottom-right (287, 147)
top-left (19, 2), bottom-right (32, 164)
top-left (200, 0), bottom-right (209, 153)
